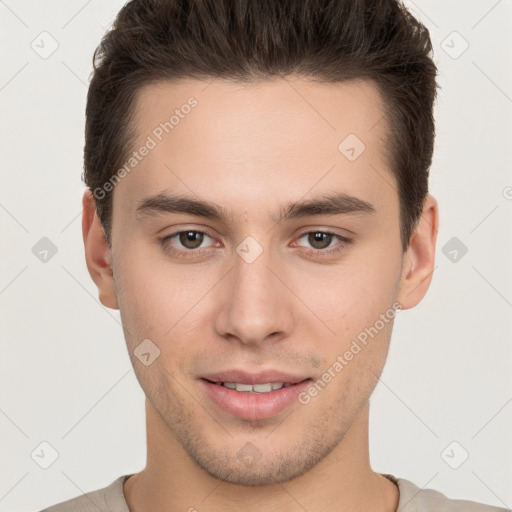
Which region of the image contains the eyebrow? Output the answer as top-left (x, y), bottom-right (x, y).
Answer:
top-left (135, 191), bottom-right (376, 224)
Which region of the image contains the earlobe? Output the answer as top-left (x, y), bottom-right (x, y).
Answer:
top-left (397, 194), bottom-right (439, 310)
top-left (82, 190), bottom-right (119, 310)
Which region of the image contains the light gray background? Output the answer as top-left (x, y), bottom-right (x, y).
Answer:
top-left (1, 1), bottom-right (511, 511)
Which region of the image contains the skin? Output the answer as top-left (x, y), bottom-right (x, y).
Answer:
top-left (82, 77), bottom-right (438, 512)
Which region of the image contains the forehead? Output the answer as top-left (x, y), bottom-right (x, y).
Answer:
top-left (114, 76), bottom-right (395, 221)
top-left (132, 77), bottom-right (387, 153)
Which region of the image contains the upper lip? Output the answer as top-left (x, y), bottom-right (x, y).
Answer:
top-left (201, 369), bottom-right (310, 385)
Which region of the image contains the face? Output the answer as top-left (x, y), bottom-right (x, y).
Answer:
top-left (83, 77), bottom-right (437, 486)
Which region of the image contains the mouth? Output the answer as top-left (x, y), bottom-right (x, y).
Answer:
top-left (199, 371), bottom-right (313, 421)
top-left (202, 380), bottom-right (305, 393)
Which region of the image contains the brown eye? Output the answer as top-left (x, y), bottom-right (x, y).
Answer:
top-left (295, 230), bottom-right (353, 256)
top-left (307, 232), bottom-right (334, 250)
top-left (160, 230), bottom-right (215, 256)
top-left (178, 231), bottom-right (204, 249)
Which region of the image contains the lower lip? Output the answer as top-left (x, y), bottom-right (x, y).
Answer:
top-left (200, 379), bottom-right (312, 421)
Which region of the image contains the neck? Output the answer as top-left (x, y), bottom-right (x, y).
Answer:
top-left (124, 400), bottom-right (399, 512)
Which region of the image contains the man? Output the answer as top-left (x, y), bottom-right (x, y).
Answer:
top-left (41, 0), bottom-right (508, 511)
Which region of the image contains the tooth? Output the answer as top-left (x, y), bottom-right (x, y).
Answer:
top-left (253, 383), bottom-right (273, 393)
top-left (235, 383), bottom-right (253, 392)
top-left (222, 382), bottom-right (287, 392)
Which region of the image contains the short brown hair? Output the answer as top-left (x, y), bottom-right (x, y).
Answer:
top-left (83, 0), bottom-right (438, 251)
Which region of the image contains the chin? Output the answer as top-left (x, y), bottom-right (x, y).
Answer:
top-left (200, 461), bottom-right (307, 487)
top-left (186, 437), bottom-right (334, 487)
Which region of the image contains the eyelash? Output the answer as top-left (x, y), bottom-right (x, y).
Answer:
top-left (159, 229), bottom-right (353, 259)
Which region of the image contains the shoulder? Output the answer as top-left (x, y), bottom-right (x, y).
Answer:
top-left (39, 475), bottom-right (131, 512)
top-left (383, 474), bottom-right (511, 512)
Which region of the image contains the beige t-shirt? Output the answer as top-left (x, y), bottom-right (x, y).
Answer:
top-left (39, 473), bottom-right (510, 512)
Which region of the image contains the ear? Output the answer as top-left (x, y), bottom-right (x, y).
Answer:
top-left (82, 190), bottom-right (119, 310)
top-left (397, 194), bottom-right (439, 310)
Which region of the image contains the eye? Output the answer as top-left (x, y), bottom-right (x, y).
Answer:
top-left (294, 231), bottom-right (353, 254)
top-left (160, 230), bottom-right (216, 255)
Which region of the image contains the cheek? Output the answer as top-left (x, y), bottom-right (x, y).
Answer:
top-left (114, 255), bottom-right (219, 385)
top-left (290, 258), bottom-right (400, 342)
top-left (114, 277), bottom-right (166, 359)
top-left (287, 240), bottom-right (401, 391)
top-left (115, 246), bottom-right (201, 335)
top-left (303, 314), bottom-right (396, 415)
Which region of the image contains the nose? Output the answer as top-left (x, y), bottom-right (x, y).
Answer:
top-left (214, 243), bottom-right (294, 346)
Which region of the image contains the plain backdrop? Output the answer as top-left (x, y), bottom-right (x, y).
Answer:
top-left (1, 1), bottom-right (511, 511)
